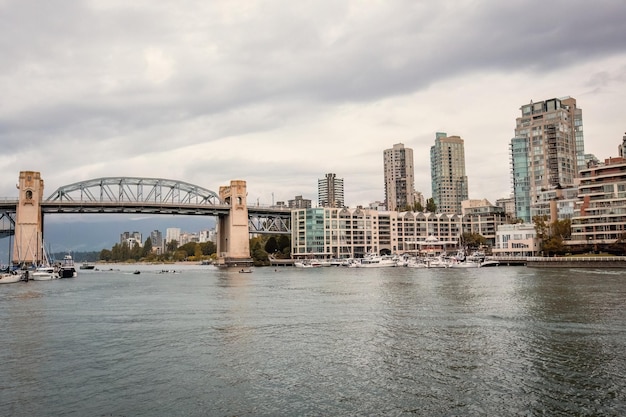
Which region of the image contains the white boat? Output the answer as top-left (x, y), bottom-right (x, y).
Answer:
top-left (449, 259), bottom-right (482, 268)
top-left (355, 255), bottom-right (398, 268)
top-left (294, 260), bottom-right (324, 268)
top-left (406, 258), bottom-right (429, 268)
top-left (480, 260), bottom-right (500, 267)
top-left (31, 266), bottom-right (60, 281)
top-left (424, 256), bottom-right (451, 268)
top-left (0, 271), bottom-right (23, 284)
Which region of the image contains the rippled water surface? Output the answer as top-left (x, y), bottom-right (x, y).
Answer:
top-left (1, 264), bottom-right (625, 416)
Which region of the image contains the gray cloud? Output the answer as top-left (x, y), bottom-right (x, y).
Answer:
top-left (1, 0), bottom-right (625, 209)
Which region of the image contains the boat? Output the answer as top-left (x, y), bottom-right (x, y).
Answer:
top-left (480, 259), bottom-right (500, 267)
top-left (355, 254), bottom-right (398, 268)
top-left (133, 270), bottom-right (140, 275)
top-left (31, 266), bottom-right (60, 281)
top-left (449, 259), bottom-right (482, 268)
top-left (58, 254), bottom-right (77, 278)
top-left (294, 259), bottom-right (324, 268)
top-left (0, 270), bottom-right (23, 284)
top-left (239, 269), bottom-right (253, 273)
top-left (80, 263), bottom-right (95, 270)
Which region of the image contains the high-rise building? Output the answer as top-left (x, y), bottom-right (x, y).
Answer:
top-left (430, 132), bottom-right (468, 214)
top-left (383, 143), bottom-right (416, 211)
top-left (318, 173), bottom-right (344, 208)
top-left (510, 97), bottom-right (584, 222)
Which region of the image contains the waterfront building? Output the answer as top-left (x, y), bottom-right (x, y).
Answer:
top-left (570, 155), bottom-right (626, 249)
top-left (291, 207), bottom-right (463, 258)
top-left (288, 195), bottom-right (312, 209)
top-left (510, 97), bottom-right (584, 222)
top-left (384, 143), bottom-right (416, 211)
top-left (430, 132), bottom-right (468, 214)
top-left (461, 199), bottom-right (507, 247)
top-left (318, 173), bottom-right (345, 208)
top-left (492, 223), bottom-right (539, 257)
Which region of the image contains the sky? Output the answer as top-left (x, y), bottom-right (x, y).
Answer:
top-left (2, 0), bottom-right (626, 219)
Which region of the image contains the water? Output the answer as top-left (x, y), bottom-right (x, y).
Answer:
top-left (1, 264), bottom-right (625, 416)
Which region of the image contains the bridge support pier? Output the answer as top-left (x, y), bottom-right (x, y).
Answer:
top-left (12, 171), bottom-right (44, 266)
top-left (216, 180), bottom-right (253, 268)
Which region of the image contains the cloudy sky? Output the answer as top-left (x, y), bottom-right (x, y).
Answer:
top-left (2, 0), bottom-right (626, 212)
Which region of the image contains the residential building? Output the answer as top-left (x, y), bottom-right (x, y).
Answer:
top-left (461, 199), bottom-right (507, 247)
top-left (495, 196), bottom-right (516, 219)
top-left (384, 143), bottom-right (416, 211)
top-left (318, 173), bottom-right (344, 208)
top-left (492, 223), bottom-right (539, 257)
top-left (150, 230), bottom-right (163, 253)
top-left (288, 195), bottom-right (312, 209)
top-left (430, 132), bottom-right (469, 214)
top-left (570, 156), bottom-right (626, 248)
top-left (291, 207), bottom-right (463, 259)
top-left (531, 186), bottom-right (579, 222)
top-left (510, 97), bottom-right (584, 222)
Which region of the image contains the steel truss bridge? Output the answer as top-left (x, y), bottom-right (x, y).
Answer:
top-left (0, 177), bottom-right (291, 236)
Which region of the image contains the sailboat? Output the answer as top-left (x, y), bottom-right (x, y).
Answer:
top-left (30, 242), bottom-right (60, 281)
top-left (0, 219), bottom-right (23, 284)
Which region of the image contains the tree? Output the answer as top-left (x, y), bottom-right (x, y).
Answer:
top-left (142, 237), bottom-right (153, 258)
top-left (426, 198), bottom-right (437, 213)
top-left (200, 241), bottom-right (216, 256)
top-left (264, 236), bottom-right (279, 255)
top-left (461, 233), bottom-right (487, 250)
top-left (414, 201), bottom-right (424, 212)
top-left (166, 239), bottom-right (178, 253)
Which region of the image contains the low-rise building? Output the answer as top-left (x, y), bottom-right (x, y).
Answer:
top-left (492, 223), bottom-right (539, 257)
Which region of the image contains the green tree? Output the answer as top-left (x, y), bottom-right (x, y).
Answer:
top-left (179, 242), bottom-right (198, 257)
top-left (264, 236), bottom-right (279, 255)
top-left (142, 237), bottom-right (153, 258)
top-left (414, 201), bottom-right (424, 212)
top-left (166, 239), bottom-right (179, 253)
top-left (200, 241), bottom-right (216, 256)
top-left (461, 233), bottom-right (487, 250)
top-left (426, 198), bottom-right (437, 213)
top-left (99, 248), bottom-right (112, 262)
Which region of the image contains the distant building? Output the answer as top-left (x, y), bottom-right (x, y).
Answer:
top-left (288, 195), bottom-right (312, 209)
top-left (384, 143), bottom-right (416, 211)
top-left (150, 230), bottom-right (162, 253)
top-left (318, 173), bottom-right (345, 208)
top-left (619, 132), bottom-right (626, 158)
top-left (120, 231), bottom-right (142, 247)
top-left (368, 201), bottom-right (386, 211)
top-left (531, 186), bottom-right (579, 222)
top-left (166, 228), bottom-right (181, 245)
top-left (430, 132), bottom-right (468, 214)
top-left (510, 97), bottom-right (584, 222)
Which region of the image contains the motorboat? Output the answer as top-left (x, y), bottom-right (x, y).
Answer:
top-left (31, 266), bottom-right (60, 281)
top-left (294, 260), bottom-right (324, 268)
top-left (355, 255), bottom-right (398, 268)
top-left (80, 263), bottom-right (96, 270)
top-left (59, 254), bottom-right (77, 278)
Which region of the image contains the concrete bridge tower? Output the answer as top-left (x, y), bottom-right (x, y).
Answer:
top-left (216, 180), bottom-right (253, 267)
top-left (12, 171), bottom-right (44, 266)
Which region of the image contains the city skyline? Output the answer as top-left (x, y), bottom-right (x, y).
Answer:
top-left (1, 1), bottom-right (625, 219)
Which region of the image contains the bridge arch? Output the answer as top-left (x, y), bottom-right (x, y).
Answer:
top-left (46, 177), bottom-right (223, 205)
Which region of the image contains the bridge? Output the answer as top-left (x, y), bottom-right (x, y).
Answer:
top-left (0, 172), bottom-right (291, 267)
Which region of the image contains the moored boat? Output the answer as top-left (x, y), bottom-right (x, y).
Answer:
top-left (0, 271), bottom-right (23, 284)
top-left (80, 263), bottom-right (95, 270)
top-left (31, 266), bottom-right (60, 281)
